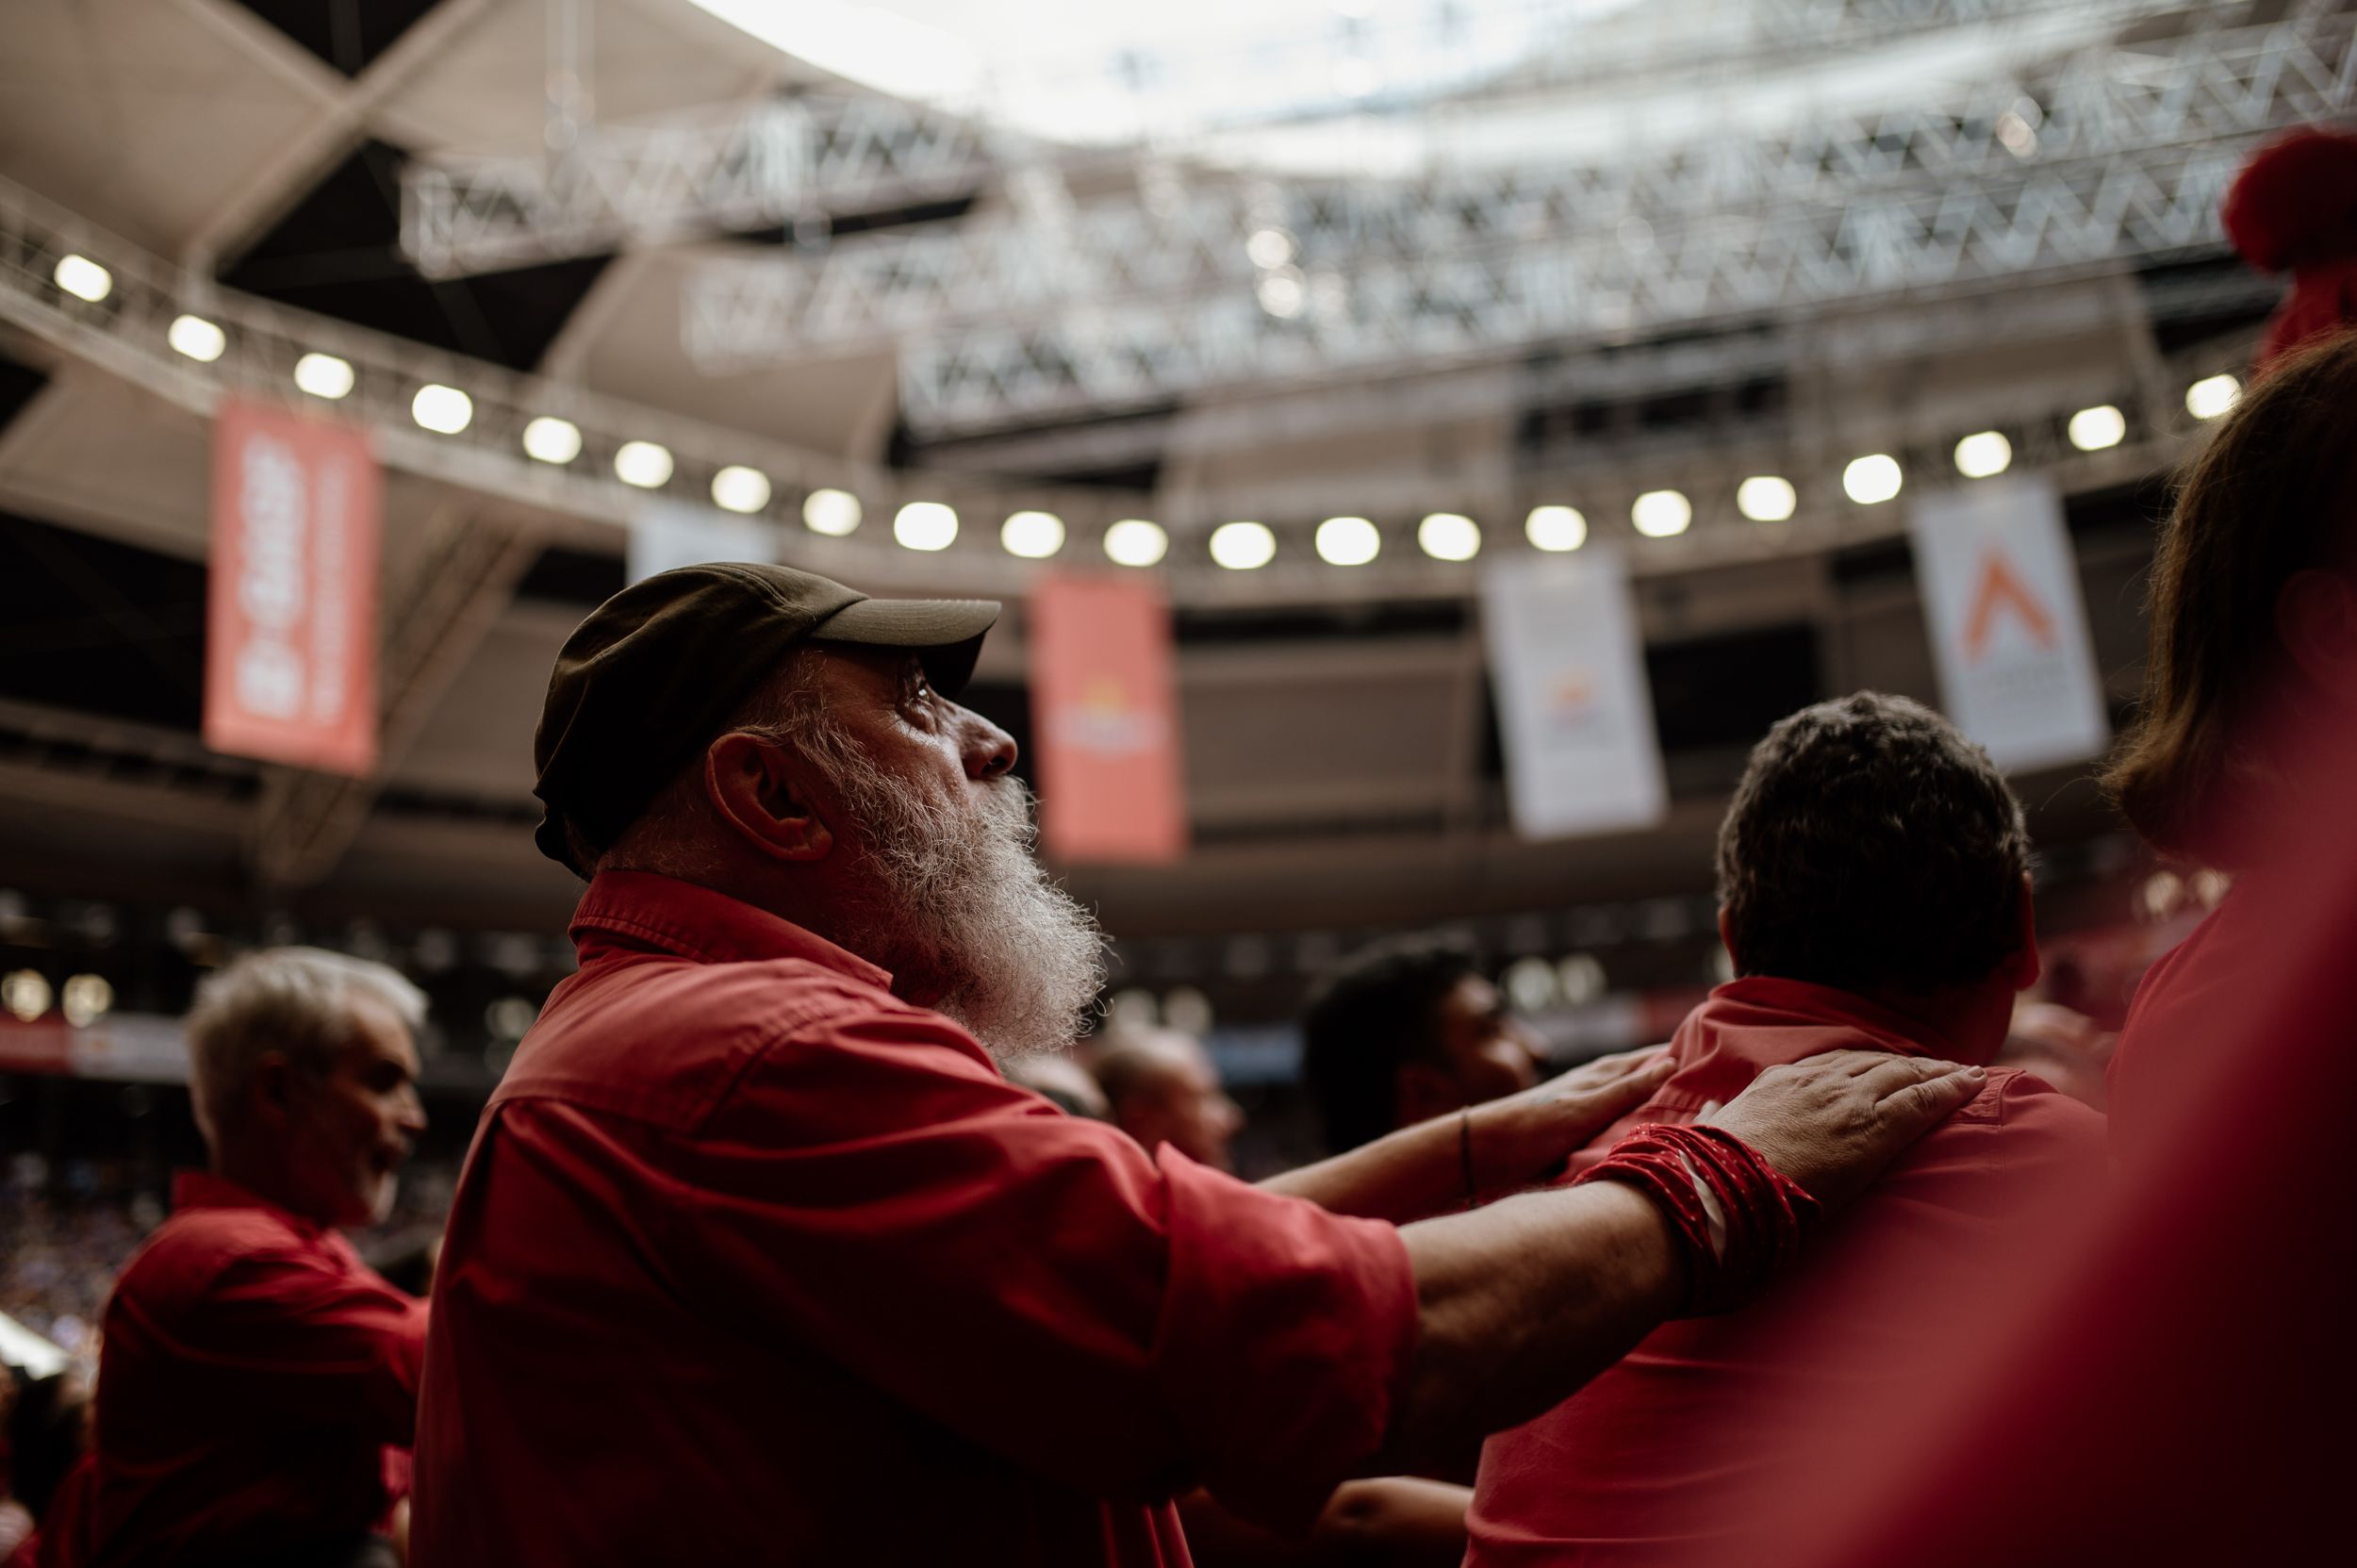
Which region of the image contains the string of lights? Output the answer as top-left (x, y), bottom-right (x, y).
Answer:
top-left (0, 172), bottom-right (2251, 601)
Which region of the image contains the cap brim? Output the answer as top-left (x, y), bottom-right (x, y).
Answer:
top-left (815, 596), bottom-right (1000, 697)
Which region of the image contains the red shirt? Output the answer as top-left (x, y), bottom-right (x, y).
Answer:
top-left (411, 871), bottom-right (1417, 1567)
top-left (2106, 879), bottom-right (2276, 1166)
top-left (54, 1173), bottom-right (426, 1568)
top-left (1465, 978), bottom-right (2107, 1568)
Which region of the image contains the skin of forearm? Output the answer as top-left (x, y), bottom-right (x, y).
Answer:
top-left (1315, 1477), bottom-right (1472, 1562)
top-left (1376, 1181), bottom-right (1684, 1469)
top-left (1259, 1114), bottom-right (1470, 1223)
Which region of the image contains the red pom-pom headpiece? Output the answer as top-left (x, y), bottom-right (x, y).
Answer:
top-left (2223, 125), bottom-right (2357, 272)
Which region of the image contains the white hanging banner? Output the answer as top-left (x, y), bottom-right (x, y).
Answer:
top-left (1909, 474), bottom-right (2110, 772)
top-left (626, 500), bottom-right (779, 585)
top-left (1481, 547), bottom-right (1667, 839)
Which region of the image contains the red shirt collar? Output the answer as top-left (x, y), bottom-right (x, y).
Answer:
top-left (170, 1170), bottom-right (330, 1241)
top-left (569, 869), bottom-right (895, 992)
top-left (1690, 976), bottom-right (1962, 1066)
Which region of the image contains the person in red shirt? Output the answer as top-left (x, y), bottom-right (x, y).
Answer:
top-left (412, 563), bottom-right (1988, 1567)
top-left (1466, 693), bottom-right (2108, 1567)
top-left (51, 948), bottom-right (431, 1568)
top-left (2102, 328), bottom-right (2357, 1155)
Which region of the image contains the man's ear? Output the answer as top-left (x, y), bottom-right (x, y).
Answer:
top-left (249, 1052), bottom-right (296, 1131)
top-left (2005, 871), bottom-right (2044, 992)
top-left (2278, 569), bottom-right (2357, 702)
top-left (704, 734), bottom-right (835, 863)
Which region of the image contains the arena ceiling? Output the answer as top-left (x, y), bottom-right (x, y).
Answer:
top-left (0, 0), bottom-right (2312, 970)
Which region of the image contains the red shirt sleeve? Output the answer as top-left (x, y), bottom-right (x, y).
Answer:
top-left (648, 1003), bottom-right (1419, 1532)
top-left (114, 1238), bottom-right (429, 1445)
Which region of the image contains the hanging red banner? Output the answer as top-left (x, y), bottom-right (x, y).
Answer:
top-left (204, 399), bottom-right (381, 777)
top-left (1026, 572), bottom-right (1187, 864)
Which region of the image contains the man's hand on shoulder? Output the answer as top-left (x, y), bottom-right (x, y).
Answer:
top-left (1706, 1049), bottom-right (1986, 1213)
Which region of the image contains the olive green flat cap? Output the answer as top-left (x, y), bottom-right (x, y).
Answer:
top-left (532, 561), bottom-right (997, 874)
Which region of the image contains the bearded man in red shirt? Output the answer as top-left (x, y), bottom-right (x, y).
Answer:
top-left (1465, 693), bottom-right (2109, 1567)
top-left (412, 565), bottom-right (1988, 1567)
top-left (47, 949), bottom-right (431, 1568)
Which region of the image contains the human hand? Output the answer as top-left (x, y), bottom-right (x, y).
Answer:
top-left (1473, 1047), bottom-right (1676, 1195)
top-left (1706, 1049), bottom-right (1984, 1213)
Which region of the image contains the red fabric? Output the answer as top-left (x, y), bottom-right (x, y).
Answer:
top-left (1734, 780), bottom-right (2357, 1568)
top-left (2253, 262), bottom-right (2357, 372)
top-left (49, 1173), bottom-right (425, 1568)
top-left (2221, 126), bottom-right (2357, 272)
top-left (1465, 978), bottom-right (2106, 1567)
top-left (410, 871), bottom-right (1418, 1568)
top-left (1573, 1125), bottom-right (1819, 1315)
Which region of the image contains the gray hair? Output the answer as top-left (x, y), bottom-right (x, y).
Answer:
top-left (571, 652), bottom-right (833, 881)
top-left (186, 947), bottom-right (427, 1146)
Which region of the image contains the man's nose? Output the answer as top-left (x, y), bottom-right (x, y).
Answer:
top-left (957, 704), bottom-right (1018, 780)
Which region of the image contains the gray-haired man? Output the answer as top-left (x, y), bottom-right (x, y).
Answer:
top-left (49, 949), bottom-right (430, 1568)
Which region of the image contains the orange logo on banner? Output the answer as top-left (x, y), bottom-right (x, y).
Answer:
top-left (204, 400), bottom-right (381, 776)
top-left (1960, 548), bottom-right (2056, 663)
top-left (1027, 573), bottom-right (1186, 864)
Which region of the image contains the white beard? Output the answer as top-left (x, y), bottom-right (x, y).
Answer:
top-left (816, 734), bottom-right (1106, 1065)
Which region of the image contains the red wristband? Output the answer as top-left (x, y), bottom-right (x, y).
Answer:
top-left (1574, 1122), bottom-right (1821, 1314)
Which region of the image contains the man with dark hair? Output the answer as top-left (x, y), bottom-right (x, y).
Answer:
top-left (1466, 693), bottom-right (2109, 1566)
top-left (1301, 938), bottom-right (1543, 1155)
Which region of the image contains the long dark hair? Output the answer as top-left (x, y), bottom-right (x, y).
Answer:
top-left (2103, 330), bottom-right (2357, 865)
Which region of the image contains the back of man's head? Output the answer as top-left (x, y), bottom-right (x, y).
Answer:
top-left (1300, 937), bottom-right (1482, 1154)
top-left (1720, 693), bottom-right (2030, 997)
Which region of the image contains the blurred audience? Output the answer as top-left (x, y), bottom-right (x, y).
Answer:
top-left (1467, 694), bottom-right (2107, 1565)
top-left (1093, 1027), bottom-right (1245, 1172)
top-left (1300, 938), bottom-right (1542, 1157)
top-left (45, 949), bottom-right (432, 1568)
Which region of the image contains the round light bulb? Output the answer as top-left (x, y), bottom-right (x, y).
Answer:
top-left (894, 501), bottom-right (958, 552)
top-left (1210, 520), bottom-right (1277, 569)
top-left (1736, 475), bottom-right (1796, 522)
top-left (2068, 404), bottom-right (2126, 452)
top-left (1953, 430), bottom-right (2012, 478)
top-left (802, 487), bottom-right (863, 536)
top-left (168, 314), bottom-right (226, 363)
top-left (614, 440), bottom-right (675, 488)
top-left (293, 352), bottom-right (354, 400)
top-left (711, 465), bottom-right (772, 514)
top-left (53, 254), bottom-right (111, 303)
top-left (410, 384), bottom-right (472, 435)
top-left (1631, 489), bottom-right (1692, 538)
top-left (1842, 454), bottom-right (1904, 504)
top-left (521, 416), bottom-right (583, 464)
top-left (1103, 519), bottom-right (1168, 567)
top-left (1315, 516), bottom-right (1380, 566)
top-left (1417, 512), bottom-right (1481, 561)
top-left (1525, 504), bottom-right (1587, 552)
top-left (2185, 374), bottom-right (2240, 421)
top-left (1000, 509), bottom-right (1065, 558)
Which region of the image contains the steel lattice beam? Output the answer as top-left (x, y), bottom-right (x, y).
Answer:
top-left (676, 10), bottom-right (2350, 432)
top-left (399, 95), bottom-right (997, 278)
